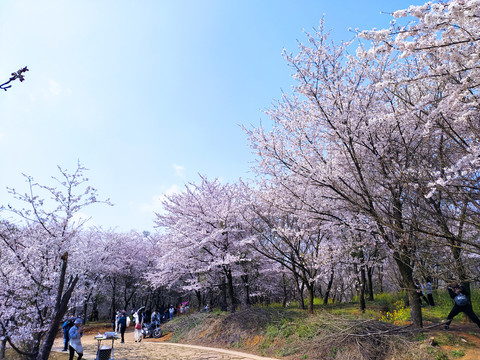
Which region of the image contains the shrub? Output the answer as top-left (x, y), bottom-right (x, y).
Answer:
top-left (379, 299), bottom-right (410, 325)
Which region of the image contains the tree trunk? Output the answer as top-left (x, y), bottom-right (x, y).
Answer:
top-left (124, 281), bottom-right (131, 311)
top-left (290, 257), bottom-right (305, 310)
top-left (82, 292), bottom-right (92, 324)
top-left (449, 238), bottom-right (472, 323)
top-left (241, 274), bottom-right (251, 308)
top-left (111, 276), bottom-right (117, 324)
top-left (367, 266), bottom-right (374, 301)
top-left (338, 281), bottom-right (345, 303)
top-left (282, 273), bottom-right (288, 307)
top-left (378, 265), bottom-right (384, 293)
top-left (91, 295), bottom-right (99, 321)
top-left (195, 290), bottom-right (202, 312)
top-left (0, 336), bottom-right (6, 359)
top-left (359, 267), bottom-right (366, 313)
top-left (83, 298), bottom-right (89, 324)
top-left (298, 281), bottom-right (305, 309)
top-left (226, 269), bottom-right (235, 313)
top-left (306, 282), bottom-right (315, 314)
top-left (36, 254), bottom-right (79, 360)
top-left (394, 252), bottom-right (422, 327)
top-left (219, 279), bottom-right (228, 311)
top-left (323, 268), bottom-right (334, 305)
top-left (294, 275), bottom-right (305, 309)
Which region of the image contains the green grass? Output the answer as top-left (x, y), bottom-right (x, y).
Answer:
top-left (450, 349), bottom-right (465, 358)
top-left (160, 290), bottom-right (480, 360)
top-left (212, 308), bottom-right (228, 316)
top-left (265, 288), bottom-right (480, 329)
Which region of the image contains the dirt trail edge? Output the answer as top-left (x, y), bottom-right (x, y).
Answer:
top-left (150, 342), bottom-right (280, 360)
top-left (52, 329), bottom-right (279, 360)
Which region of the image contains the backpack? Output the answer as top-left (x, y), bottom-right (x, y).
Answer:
top-left (63, 318), bottom-right (75, 332)
top-left (454, 293), bottom-right (468, 306)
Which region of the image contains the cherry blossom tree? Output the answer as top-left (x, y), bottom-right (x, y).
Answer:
top-left (246, 0), bottom-right (480, 326)
top-left (65, 229), bottom-right (152, 324)
top-left (241, 182), bottom-right (332, 314)
top-left (153, 176), bottom-right (257, 313)
top-left (67, 229), bottom-right (108, 323)
top-left (99, 230), bottom-right (150, 317)
top-left (246, 19), bottom-right (433, 325)
top-left (359, 0), bottom-right (480, 297)
top-left (146, 232), bottom-right (213, 309)
top-left (0, 163), bottom-right (110, 360)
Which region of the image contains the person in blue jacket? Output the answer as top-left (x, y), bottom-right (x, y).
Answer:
top-left (117, 310), bottom-right (128, 343)
top-left (68, 318), bottom-right (84, 360)
top-left (62, 314), bottom-right (75, 351)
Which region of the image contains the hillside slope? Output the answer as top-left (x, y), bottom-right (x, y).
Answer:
top-left (161, 307), bottom-right (444, 360)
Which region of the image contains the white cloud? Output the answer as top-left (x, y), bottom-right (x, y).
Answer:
top-left (139, 184), bottom-right (182, 215)
top-left (48, 79), bottom-right (62, 96)
top-left (139, 195), bottom-right (163, 214)
top-left (41, 79), bottom-right (71, 98)
top-left (173, 164), bottom-right (185, 178)
top-left (164, 184), bottom-right (181, 196)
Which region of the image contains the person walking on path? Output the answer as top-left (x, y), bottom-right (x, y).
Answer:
top-left (445, 283), bottom-right (480, 329)
top-left (425, 277), bottom-right (435, 306)
top-left (114, 310), bottom-right (121, 332)
top-left (133, 309), bottom-right (143, 342)
top-left (68, 318), bottom-right (84, 360)
top-left (118, 310), bottom-right (128, 343)
top-left (62, 314), bottom-right (76, 351)
top-left (414, 279), bottom-right (429, 306)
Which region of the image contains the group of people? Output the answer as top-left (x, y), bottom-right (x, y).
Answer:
top-left (413, 279), bottom-right (480, 330)
top-left (414, 278), bottom-right (435, 306)
top-left (133, 304), bottom-right (187, 324)
top-left (117, 305), bottom-right (179, 343)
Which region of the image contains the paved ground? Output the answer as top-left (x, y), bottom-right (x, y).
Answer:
top-left (52, 329), bottom-right (279, 360)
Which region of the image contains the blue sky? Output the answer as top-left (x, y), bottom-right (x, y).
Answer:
top-left (0, 0), bottom-right (426, 232)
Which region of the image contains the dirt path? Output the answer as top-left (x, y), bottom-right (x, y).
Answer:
top-left (52, 329), bottom-right (279, 360)
top-left (440, 324), bottom-right (480, 360)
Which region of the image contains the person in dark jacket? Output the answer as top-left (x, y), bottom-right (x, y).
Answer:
top-left (444, 283), bottom-right (480, 329)
top-left (117, 310), bottom-right (128, 343)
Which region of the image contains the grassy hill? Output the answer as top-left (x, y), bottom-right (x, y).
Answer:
top-left (5, 292), bottom-right (480, 360)
top-left (161, 300), bottom-right (480, 360)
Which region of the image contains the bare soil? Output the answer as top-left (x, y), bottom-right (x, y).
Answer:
top-left (45, 310), bottom-right (480, 360)
top-left (50, 325), bottom-right (279, 360)
top-left (436, 323), bottom-right (480, 360)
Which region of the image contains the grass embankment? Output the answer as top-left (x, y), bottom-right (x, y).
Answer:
top-left (162, 292), bottom-right (480, 360)
top-left (4, 291), bottom-right (480, 359)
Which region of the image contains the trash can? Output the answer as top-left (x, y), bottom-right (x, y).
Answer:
top-left (94, 333), bottom-right (118, 360)
top-left (97, 347), bottom-right (112, 360)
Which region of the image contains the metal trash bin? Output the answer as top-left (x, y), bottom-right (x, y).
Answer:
top-left (94, 333), bottom-right (118, 360)
top-left (97, 347), bottom-right (112, 360)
